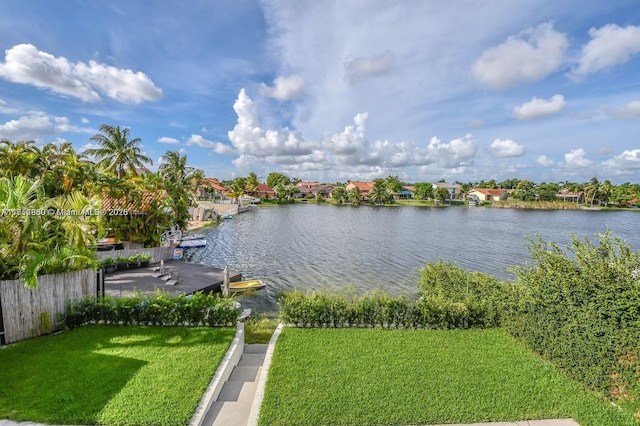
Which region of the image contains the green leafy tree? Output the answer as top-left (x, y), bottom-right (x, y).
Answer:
top-left (266, 172), bottom-right (291, 189)
top-left (331, 186), bottom-right (347, 204)
top-left (434, 187), bottom-right (449, 203)
top-left (83, 124), bottom-right (152, 179)
top-left (413, 182), bottom-right (433, 200)
top-left (384, 175), bottom-right (403, 194)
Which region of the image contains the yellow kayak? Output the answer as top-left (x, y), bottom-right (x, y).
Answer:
top-left (229, 279), bottom-right (266, 293)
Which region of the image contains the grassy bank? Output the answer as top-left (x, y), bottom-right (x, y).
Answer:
top-left (259, 328), bottom-right (635, 426)
top-left (1, 325), bottom-right (235, 425)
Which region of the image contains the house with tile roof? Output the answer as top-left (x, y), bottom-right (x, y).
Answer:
top-left (102, 190), bottom-right (169, 215)
top-left (345, 181), bottom-right (375, 198)
top-left (199, 178), bottom-right (229, 199)
top-left (469, 188), bottom-right (508, 202)
top-left (255, 183), bottom-right (275, 199)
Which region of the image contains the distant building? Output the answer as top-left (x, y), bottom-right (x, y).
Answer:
top-left (556, 189), bottom-right (584, 203)
top-left (255, 183), bottom-right (275, 199)
top-left (431, 182), bottom-right (461, 200)
top-left (345, 181), bottom-right (375, 199)
top-left (469, 188), bottom-right (508, 202)
top-left (200, 178), bottom-right (229, 199)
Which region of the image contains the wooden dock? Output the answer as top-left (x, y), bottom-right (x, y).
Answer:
top-left (104, 260), bottom-right (242, 298)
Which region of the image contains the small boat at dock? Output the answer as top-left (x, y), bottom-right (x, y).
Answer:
top-left (178, 232), bottom-right (207, 248)
top-left (229, 279), bottom-right (266, 293)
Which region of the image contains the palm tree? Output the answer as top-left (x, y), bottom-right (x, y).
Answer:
top-left (0, 139), bottom-right (41, 178)
top-left (83, 125), bottom-right (152, 178)
top-left (370, 179), bottom-right (390, 205)
top-left (245, 172), bottom-right (259, 197)
top-left (584, 177), bottom-right (600, 206)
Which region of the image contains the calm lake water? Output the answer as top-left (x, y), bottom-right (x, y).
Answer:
top-left (186, 204), bottom-right (640, 314)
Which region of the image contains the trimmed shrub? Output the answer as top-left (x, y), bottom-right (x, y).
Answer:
top-left (278, 289), bottom-right (493, 329)
top-left (61, 290), bottom-right (240, 328)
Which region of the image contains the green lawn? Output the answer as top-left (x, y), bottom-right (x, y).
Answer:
top-left (259, 328), bottom-right (635, 426)
top-left (1, 325), bottom-right (235, 426)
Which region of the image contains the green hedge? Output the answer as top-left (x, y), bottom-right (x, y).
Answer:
top-left (278, 289), bottom-right (494, 329)
top-left (416, 259), bottom-right (518, 328)
top-left (504, 231), bottom-right (640, 403)
top-left (61, 291), bottom-right (240, 328)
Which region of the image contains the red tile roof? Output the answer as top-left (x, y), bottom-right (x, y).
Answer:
top-left (472, 188), bottom-right (507, 196)
top-left (102, 190), bottom-right (167, 214)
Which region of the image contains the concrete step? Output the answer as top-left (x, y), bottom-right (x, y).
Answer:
top-left (238, 353), bottom-right (265, 367)
top-left (202, 344), bottom-right (268, 426)
top-left (244, 343), bottom-right (268, 354)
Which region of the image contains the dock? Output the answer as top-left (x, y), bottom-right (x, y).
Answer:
top-left (104, 260), bottom-right (242, 298)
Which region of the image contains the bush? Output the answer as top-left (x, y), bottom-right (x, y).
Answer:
top-left (416, 260), bottom-right (515, 327)
top-left (278, 289), bottom-right (495, 329)
top-left (61, 291), bottom-right (240, 328)
top-left (505, 231), bottom-right (640, 402)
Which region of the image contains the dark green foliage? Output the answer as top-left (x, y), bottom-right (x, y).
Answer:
top-left (61, 291), bottom-right (240, 328)
top-left (505, 231), bottom-right (640, 403)
top-left (278, 289), bottom-right (494, 329)
top-left (416, 259), bottom-right (516, 328)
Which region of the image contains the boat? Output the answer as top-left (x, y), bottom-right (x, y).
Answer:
top-left (181, 233), bottom-right (205, 240)
top-left (229, 279), bottom-right (266, 293)
top-left (178, 238), bottom-right (207, 248)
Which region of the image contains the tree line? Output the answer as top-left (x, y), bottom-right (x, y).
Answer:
top-left (0, 125), bottom-right (203, 286)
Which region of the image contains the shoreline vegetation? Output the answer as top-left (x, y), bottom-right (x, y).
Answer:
top-left (251, 197), bottom-right (639, 211)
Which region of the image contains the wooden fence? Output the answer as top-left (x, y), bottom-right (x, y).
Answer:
top-left (96, 246), bottom-right (175, 263)
top-left (0, 268), bottom-right (96, 344)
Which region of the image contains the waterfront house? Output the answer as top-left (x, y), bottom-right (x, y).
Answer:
top-left (296, 182), bottom-right (335, 199)
top-left (431, 182), bottom-right (461, 200)
top-left (394, 185), bottom-right (415, 200)
top-left (345, 181), bottom-right (375, 200)
top-left (556, 189), bottom-right (584, 203)
top-left (255, 183), bottom-right (276, 199)
top-left (469, 188), bottom-right (508, 202)
top-left (199, 178), bottom-right (229, 200)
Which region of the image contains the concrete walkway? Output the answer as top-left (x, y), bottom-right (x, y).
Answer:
top-left (201, 343), bottom-right (267, 426)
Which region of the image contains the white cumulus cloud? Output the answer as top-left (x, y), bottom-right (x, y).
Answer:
top-left (563, 148), bottom-right (593, 168)
top-left (472, 22), bottom-right (568, 89)
top-left (158, 136), bottom-right (180, 145)
top-left (0, 113), bottom-right (72, 140)
top-left (426, 134), bottom-right (477, 168)
top-left (536, 155), bottom-right (554, 167)
top-left (513, 94), bottom-right (566, 120)
top-left (259, 75), bottom-right (305, 101)
top-left (602, 149), bottom-right (640, 175)
top-left (186, 134), bottom-right (235, 154)
top-left (490, 138), bottom-right (526, 157)
top-left (228, 89), bottom-right (317, 160)
top-left (570, 24), bottom-right (640, 79)
top-left (0, 44), bottom-right (162, 103)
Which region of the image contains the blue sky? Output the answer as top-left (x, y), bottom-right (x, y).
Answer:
top-left (1, 0), bottom-right (639, 184)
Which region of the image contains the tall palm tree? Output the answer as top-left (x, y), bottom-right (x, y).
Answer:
top-left (0, 139), bottom-right (41, 178)
top-left (83, 125), bottom-right (152, 178)
top-left (245, 172), bottom-right (259, 197)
